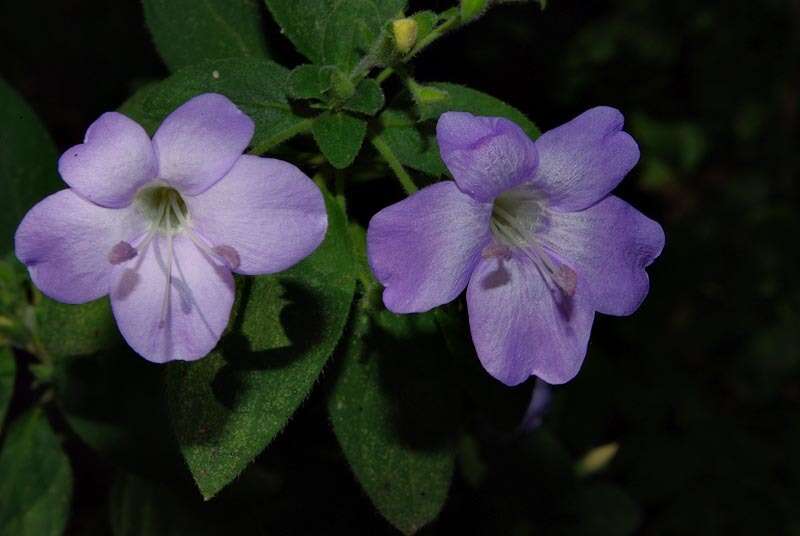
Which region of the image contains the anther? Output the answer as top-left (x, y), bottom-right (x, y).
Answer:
top-left (108, 241), bottom-right (137, 265)
top-left (552, 265), bottom-right (577, 297)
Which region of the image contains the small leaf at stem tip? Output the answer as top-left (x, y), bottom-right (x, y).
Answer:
top-left (343, 79), bottom-right (386, 116)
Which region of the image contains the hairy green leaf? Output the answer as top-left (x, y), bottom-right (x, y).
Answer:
top-left (143, 0), bottom-right (270, 72)
top-left (0, 409), bottom-right (72, 536)
top-left (265, 0), bottom-right (406, 68)
top-left (418, 82), bottom-right (540, 138)
top-left (0, 78), bottom-right (60, 257)
top-left (0, 347), bottom-right (14, 430)
top-left (37, 297), bottom-right (121, 358)
top-left (119, 58), bottom-right (307, 154)
top-left (329, 306), bottom-right (460, 535)
top-left (312, 112), bottom-right (367, 169)
top-left (287, 64), bottom-right (334, 99)
top-left (379, 83), bottom-right (539, 178)
top-left (378, 108), bottom-right (446, 176)
top-left (166, 192), bottom-right (354, 499)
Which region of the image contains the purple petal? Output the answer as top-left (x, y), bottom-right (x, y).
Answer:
top-left (153, 93), bottom-right (255, 196)
top-left (437, 112), bottom-right (539, 202)
top-left (110, 234), bottom-right (234, 363)
top-left (466, 254), bottom-right (595, 385)
top-left (534, 107), bottom-right (639, 211)
top-left (59, 112), bottom-right (156, 208)
top-left (540, 196), bottom-right (665, 316)
top-left (187, 155), bottom-right (327, 275)
top-left (15, 190), bottom-right (147, 303)
top-left (367, 181), bottom-right (492, 313)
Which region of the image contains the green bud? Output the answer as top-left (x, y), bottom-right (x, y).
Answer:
top-left (408, 79), bottom-right (450, 106)
top-left (460, 0), bottom-right (489, 22)
top-left (392, 18), bottom-right (418, 54)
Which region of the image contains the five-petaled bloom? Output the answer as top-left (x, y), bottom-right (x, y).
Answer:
top-left (367, 107), bottom-right (665, 385)
top-left (15, 93), bottom-right (327, 363)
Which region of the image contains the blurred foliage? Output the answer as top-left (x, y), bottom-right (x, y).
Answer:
top-left (0, 0), bottom-right (798, 534)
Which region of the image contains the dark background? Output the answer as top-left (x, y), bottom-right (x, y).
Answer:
top-left (2, 0), bottom-right (799, 533)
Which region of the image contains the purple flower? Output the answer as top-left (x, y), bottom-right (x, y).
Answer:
top-left (15, 93), bottom-right (327, 363)
top-left (367, 107), bottom-right (664, 385)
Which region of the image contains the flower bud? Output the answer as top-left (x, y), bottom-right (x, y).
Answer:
top-left (460, 0), bottom-right (489, 22)
top-left (408, 79), bottom-right (449, 106)
top-left (392, 18), bottom-right (418, 54)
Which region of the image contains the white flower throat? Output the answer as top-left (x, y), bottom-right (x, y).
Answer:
top-left (486, 185), bottom-right (577, 298)
top-left (107, 184), bottom-right (240, 326)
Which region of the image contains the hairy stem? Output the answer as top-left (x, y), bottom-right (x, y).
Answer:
top-left (371, 134), bottom-right (417, 195)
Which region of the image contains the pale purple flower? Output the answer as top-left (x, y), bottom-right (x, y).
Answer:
top-left (15, 93), bottom-right (327, 363)
top-left (367, 107), bottom-right (664, 385)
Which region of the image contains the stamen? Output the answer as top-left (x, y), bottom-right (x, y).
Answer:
top-left (159, 213), bottom-right (174, 329)
top-left (108, 241), bottom-right (137, 265)
top-left (212, 245), bottom-right (241, 270)
top-left (490, 197), bottom-right (577, 298)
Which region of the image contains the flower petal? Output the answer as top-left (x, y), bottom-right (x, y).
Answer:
top-left (367, 181), bottom-right (492, 313)
top-left (540, 196), bottom-right (665, 316)
top-left (187, 155), bottom-right (327, 275)
top-left (533, 106), bottom-right (639, 211)
top-left (436, 112), bottom-right (539, 202)
top-left (152, 93), bottom-right (255, 196)
top-left (110, 234), bottom-right (234, 363)
top-left (466, 254), bottom-right (595, 386)
top-left (59, 112), bottom-right (156, 208)
top-left (15, 189), bottom-right (147, 303)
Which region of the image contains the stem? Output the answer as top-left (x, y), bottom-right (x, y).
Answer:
top-left (371, 134), bottom-right (417, 195)
top-left (248, 117), bottom-right (315, 156)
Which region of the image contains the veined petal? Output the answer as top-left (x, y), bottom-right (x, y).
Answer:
top-left (367, 181), bottom-right (492, 313)
top-left (467, 254), bottom-right (595, 386)
top-left (534, 107), bottom-right (639, 211)
top-left (539, 196), bottom-right (665, 316)
top-left (15, 189), bottom-right (147, 303)
top-left (153, 93), bottom-right (254, 196)
top-left (437, 112), bottom-right (539, 202)
top-left (59, 112), bottom-right (156, 208)
top-left (187, 155), bottom-right (327, 275)
top-left (110, 234), bottom-right (234, 363)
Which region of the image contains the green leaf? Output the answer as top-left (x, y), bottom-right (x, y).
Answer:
top-left (417, 82), bottom-right (540, 139)
top-left (36, 296), bottom-right (121, 358)
top-left (378, 108), bottom-right (446, 176)
top-left (143, 0), bottom-right (270, 72)
top-left (379, 83), bottom-right (539, 178)
top-left (265, 0), bottom-right (406, 68)
top-left (52, 347), bottom-right (184, 479)
top-left (119, 58), bottom-right (308, 154)
top-left (329, 307), bottom-right (460, 535)
top-left (0, 78), bottom-right (61, 257)
top-left (344, 79), bottom-right (385, 115)
top-left (166, 192), bottom-right (355, 499)
top-left (287, 64), bottom-right (334, 99)
top-left (312, 112), bottom-right (367, 169)
top-left (0, 409), bottom-right (73, 536)
top-left (0, 347), bottom-right (14, 430)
